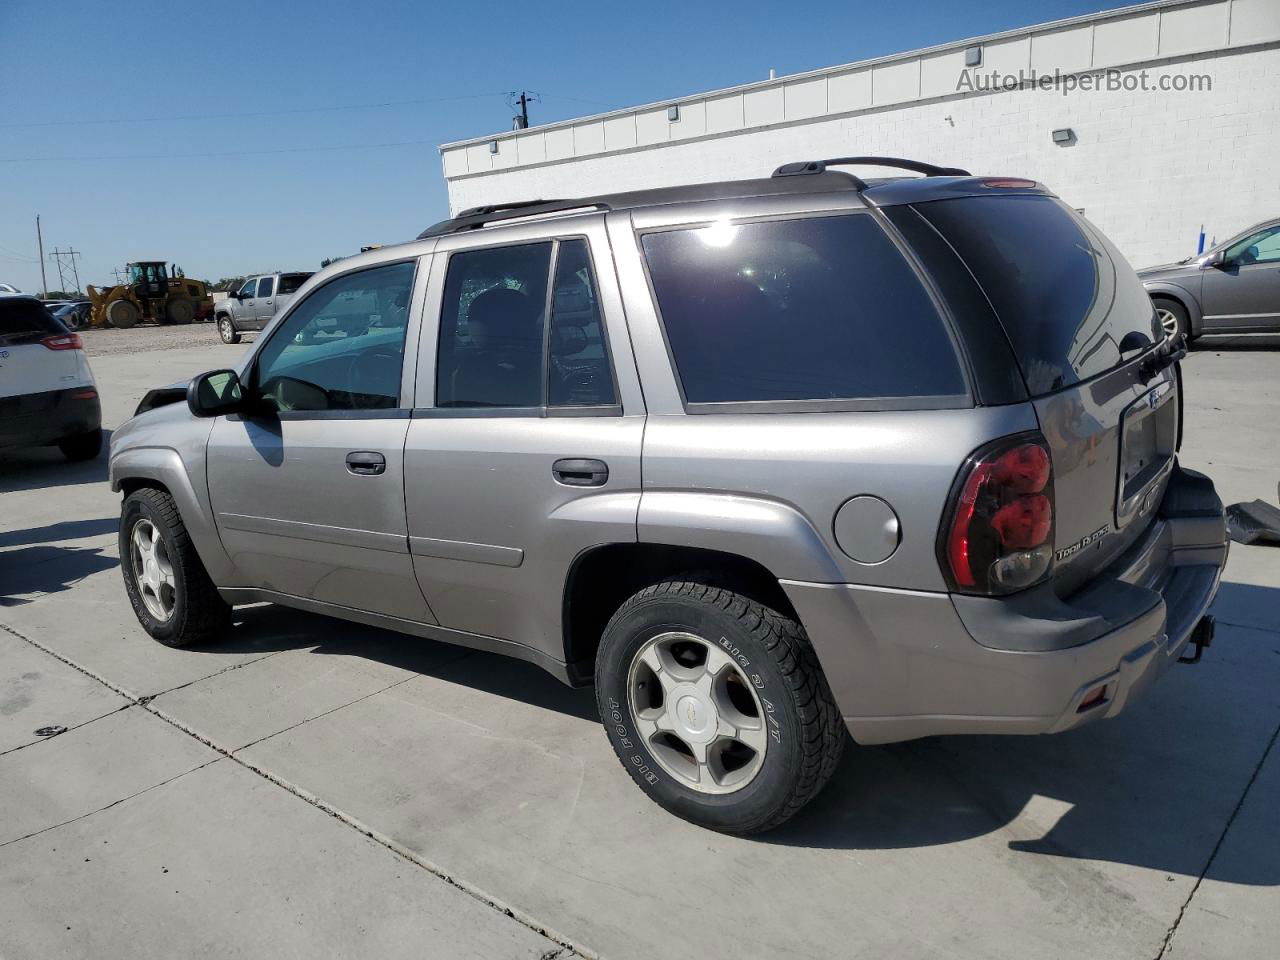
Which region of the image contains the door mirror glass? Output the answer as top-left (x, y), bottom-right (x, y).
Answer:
top-left (187, 369), bottom-right (244, 417)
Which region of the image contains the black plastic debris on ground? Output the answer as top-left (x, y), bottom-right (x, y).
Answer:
top-left (1226, 500), bottom-right (1280, 545)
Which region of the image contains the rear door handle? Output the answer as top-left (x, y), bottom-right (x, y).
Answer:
top-left (552, 458), bottom-right (608, 487)
top-left (346, 451), bottom-right (386, 476)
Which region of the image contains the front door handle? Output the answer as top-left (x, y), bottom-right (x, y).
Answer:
top-left (553, 458), bottom-right (608, 487)
top-left (346, 451), bottom-right (386, 476)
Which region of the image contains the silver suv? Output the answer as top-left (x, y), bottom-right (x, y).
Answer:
top-left (110, 158), bottom-right (1227, 834)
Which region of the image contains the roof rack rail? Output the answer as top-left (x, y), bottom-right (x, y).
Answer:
top-left (772, 156), bottom-right (971, 188)
top-left (417, 198), bottom-right (610, 240)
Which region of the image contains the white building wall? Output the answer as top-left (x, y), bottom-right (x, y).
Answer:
top-left (441, 0), bottom-right (1280, 269)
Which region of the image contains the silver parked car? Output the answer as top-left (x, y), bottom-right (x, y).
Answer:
top-left (1140, 217), bottom-right (1280, 340)
top-left (110, 158), bottom-right (1227, 833)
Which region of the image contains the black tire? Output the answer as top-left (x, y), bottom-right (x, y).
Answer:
top-left (166, 297), bottom-right (195, 325)
top-left (1153, 297), bottom-right (1192, 342)
top-left (105, 299), bottom-right (140, 329)
top-left (119, 487), bottom-right (230, 647)
top-left (595, 579), bottom-right (846, 834)
top-left (58, 428), bottom-right (102, 461)
top-left (217, 315), bottom-right (241, 344)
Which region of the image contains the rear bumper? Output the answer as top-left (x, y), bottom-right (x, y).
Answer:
top-left (0, 388), bottom-right (101, 448)
top-left (783, 465), bottom-right (1227, 745)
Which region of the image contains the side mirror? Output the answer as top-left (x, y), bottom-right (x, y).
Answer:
top-left (187, 369), bottom-right (245, 418)
top-left (1203, 250), bottom-right (1226, 269)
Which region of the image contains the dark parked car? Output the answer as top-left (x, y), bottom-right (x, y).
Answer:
top-left (50, 300), bottom-right (93, 330)
top-left (1140, 218), bottom-right (1280, 340)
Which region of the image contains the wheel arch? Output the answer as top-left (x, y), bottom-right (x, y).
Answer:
top-left (1145, 282), bottom-right (1203, 336)
top-left (561, 541), bottom-right (802, 686)
top-left (111, 446), bottom-right (235, 583)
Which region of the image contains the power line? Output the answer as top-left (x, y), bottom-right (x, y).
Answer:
top-left (0, 91), bottom-right (620, 132)
top-left (0, 137), bottom-right (441, 164)
top-left (0, 91), bottom-right (511, 130)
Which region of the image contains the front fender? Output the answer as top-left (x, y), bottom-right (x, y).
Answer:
top-left (1143, 280), bottom-right (1204, 335)
top-left (109, 442), bottom-right (234, 583)
top-left (637, 491), bottom-right (844, 583)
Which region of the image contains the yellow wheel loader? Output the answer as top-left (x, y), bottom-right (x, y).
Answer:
top-left (86, 262), bottom-right (214, 329)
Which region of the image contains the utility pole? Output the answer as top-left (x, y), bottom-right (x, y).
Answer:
top-left (36, 215), bottom-right (48, 298)
top-left (511, 91), bottom-right (532, 130)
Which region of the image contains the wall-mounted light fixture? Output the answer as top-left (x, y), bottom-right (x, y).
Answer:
top-left (1051, 127), bottom-right (1076, 145)
top-left (488, 140), bottom-right (499, 154)
top-left (964, 46), bottom-right (982, 67)
top-left (668, 105), bottom-right (680, 122)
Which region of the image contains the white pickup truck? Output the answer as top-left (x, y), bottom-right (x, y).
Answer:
top-left (215, 271), bottom-right (312, 344)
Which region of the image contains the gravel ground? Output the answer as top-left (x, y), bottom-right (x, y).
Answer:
top-left (80, 322), bottom-right (252, 358)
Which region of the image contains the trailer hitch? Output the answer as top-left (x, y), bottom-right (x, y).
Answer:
top-left (1179, 615), bottom-right (1215, 665)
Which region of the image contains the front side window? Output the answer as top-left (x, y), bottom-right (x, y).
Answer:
top-left (642, 214), bottom-right (965, 404)
top-left (253, 261), bottom-right (415, 412)
top-left (238, 279), bottom-right (257, 298)
top-left (257, 277), bottom-right (275, 298)
top-left (1225, 225), bottom-right (1280, 265)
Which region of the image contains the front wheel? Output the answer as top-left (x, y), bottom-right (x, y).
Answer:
top-left (595, 580), bottom-right (846, 834)
top-left (1154, 297), bottom-right (1191, 342)
top-left (217, 315), bottom-right (241, 344)
top-left (120, 488), bottom-right (230, 646)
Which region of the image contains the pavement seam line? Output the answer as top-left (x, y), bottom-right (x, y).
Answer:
top-left (0, 701), bottom-right (133, 759)
top-left (0, 620), bottom-right (587, 958)
top-left (229, 673), bottom-right (419, 753)
top-left (0, 756), bottom-right (221, 850)
top-left (1154, 713), bottom-right (1280, 960)
top-left (144, 697), bottom-right (589, 959)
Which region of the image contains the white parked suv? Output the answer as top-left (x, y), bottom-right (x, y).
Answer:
top-left (0, 293), bottom-right (102, 460)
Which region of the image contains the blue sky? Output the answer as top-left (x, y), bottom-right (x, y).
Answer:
top-left (1, 0), bottom-right (1136, 292)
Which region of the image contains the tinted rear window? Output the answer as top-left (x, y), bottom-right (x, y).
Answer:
top-left (916, 195), bottom-right (1159, 396)
top-left (279, 273), bottom-right (311, 294)
top-left (641, 214), bottom-right (965, 404)
top-left (0, 299), bottom-right (65, 345)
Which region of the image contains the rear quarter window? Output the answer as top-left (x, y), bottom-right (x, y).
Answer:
top-left (915, 195), bottom-right (1160, 396)
top-left (641, 214), bottom-right (966, 405)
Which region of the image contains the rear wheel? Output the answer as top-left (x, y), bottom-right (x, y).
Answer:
top-left (105, 299), bottom-right (140, 329)
top-left (595, 579), bottom-right (846, 834)
top-left (120, 488), bottom-right (230, 647)
top-left (217, 315), bottom-right (241, 344)
top-left (58, 428), bottom-right (102, 461)
top-left (165, 297), bottom-right (195, 325)
top-left (1154, 297), bottom-right (1191, 342)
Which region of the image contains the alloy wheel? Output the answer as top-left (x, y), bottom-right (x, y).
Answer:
top-left (130, 519), bottom-right (177, 621)
top-left (627, 631), bottom-right (769, 795)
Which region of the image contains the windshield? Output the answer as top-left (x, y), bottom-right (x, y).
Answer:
top-left (916, 195), bottom-right (1160, 396)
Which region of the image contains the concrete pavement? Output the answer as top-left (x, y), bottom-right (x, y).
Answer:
top-left (1, 327), bottom-right (1277, 958)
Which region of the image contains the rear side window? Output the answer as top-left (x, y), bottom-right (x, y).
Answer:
top-left (641, 214), bottom-right (965, 405)
top-left (257, 277), bottom-right (275, 298)
top-left (0, 299), bottom-right (66, 345)
top-left (278, 273), bottom-right (311, 294)
top-left (915, 195), bottom-right (1160, 396)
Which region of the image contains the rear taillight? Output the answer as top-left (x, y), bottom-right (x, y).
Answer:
top-left (942, 435), bottom-right (1055, 594)
top-left (41, 333), bottom-right (83, 351)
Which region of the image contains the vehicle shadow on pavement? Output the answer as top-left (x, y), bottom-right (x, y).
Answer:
top-left (0, 429), bottom-right (112, 493)
top-left (1192, 333), bottom-right (1280, 352)
top-left (219, 603), bottom-right (600, 723)
top-left (187, 583), bottom-right (1280, 885)
top-left (0, 543), bottom-right (118, 606)
top-left (766, 581), bottom-right (1280, 886)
